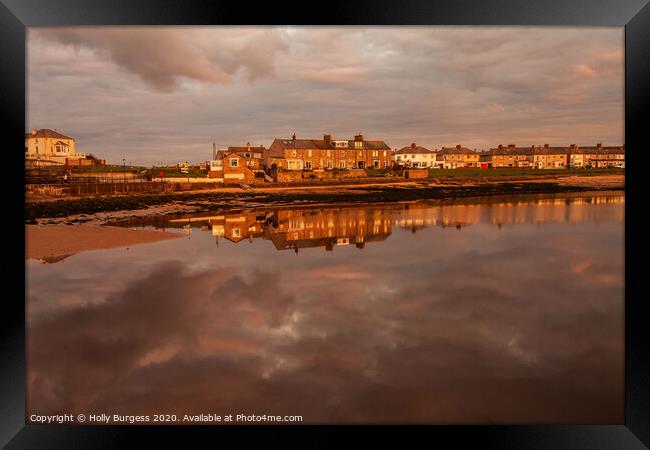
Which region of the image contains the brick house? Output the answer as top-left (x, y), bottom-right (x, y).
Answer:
top-left (532, 144), bottom-right (570, 169)
top-left (438, 145), bottom-right (480, 168)
top-left (569, 143), bottom-right (625, 168)
top-left (264, 133), bottom-right (392, 173)
top-left (480, 144), bottom-right (534, 168)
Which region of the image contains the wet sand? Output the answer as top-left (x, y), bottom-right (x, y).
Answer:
top-left (26, 224), bottom-right (182, 261)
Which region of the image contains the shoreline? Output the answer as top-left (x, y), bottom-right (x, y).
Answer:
top-left (26, 188), bottom-right (624, 262)
top-left (25, 174), bottom-right (624, 225)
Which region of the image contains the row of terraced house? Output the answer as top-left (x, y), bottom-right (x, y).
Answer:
top-left (394, 142), bottom-right (625, 169)
top-left (208, 132), bottom-right (625, 183)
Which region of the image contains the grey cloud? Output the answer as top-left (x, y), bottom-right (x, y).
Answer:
top-left (33, 27), bottom-right (289, 92)
top-left (28, 27), bottom-right (623, 165)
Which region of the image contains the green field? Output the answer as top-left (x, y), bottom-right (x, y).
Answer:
top-left (427, 168), bottom-right (624, 178)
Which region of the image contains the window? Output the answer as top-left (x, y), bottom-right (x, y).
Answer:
top-left (230, 158), bottom-right (239, 167)
top-left (307, 150), bottom-right (312, 157)
top-left (372, 150), bottom-right (378, 157)
top-left (327, 160), bottom-right (333, 169)
top-left (339, 160), bottom-right (346, 169)
top-left (373, 160), bottom-right (379, 168)
top-left (326, 150), bottom-right (331, 157)
top-left (246, 160), bottom-right (254, 167)
top-left (232, 228), bottom-right (241, 238)
top-left (354, 141), bottom-right (362, 148)
top-left (383, 150), bottom-right (387, 157)
top-left (305, 161), bottom-right (312, 169)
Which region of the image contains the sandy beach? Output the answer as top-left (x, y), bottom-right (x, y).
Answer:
top-left (26, 224), bottom-right (182, 261)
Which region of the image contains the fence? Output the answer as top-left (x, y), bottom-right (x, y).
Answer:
top-left (26, 180), bottom-right (171, 197)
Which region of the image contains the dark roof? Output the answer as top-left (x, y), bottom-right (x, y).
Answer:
top-left (25, 129), bottom-right (74, 140)
top-left (271, 137), bottom-right (390, 151)
top-left (486, 146), bottom-right (535, 155)
top-left (577, 146), bottom-right (625, 154)
top-left (228, 145), bottom-right (265, 153)
top-left (396, 144), bottom-right (433, 155)
top-left (439, 146), bottom-right (476, 155)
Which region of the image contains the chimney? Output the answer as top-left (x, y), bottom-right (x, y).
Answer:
top-left (212, 142), bottom-right (216, 160)
top-left (354, 134), bottom-right (363, 141)
top-left (544, 144), bottom-right (550, 149)
top-left (246, 142), bottom-right (251, 150)
top-left (498, 144), bottom-right (503, 150)
top-left (456, 144), bottom-right (461, 150)
top-left (570, 143), bottom-right (576, 149)
top-left (324, 134), bottom-right (332, 145)
top-left (31, 128), bottom-right (37, 136)
top-left (411, 142), bottom-right (416, 149)
top-left (508, 144), bottom-right (515, 148)
top-left (292, 133), bottom-right (296, 142)
top-left (597, 142), bottom-right (602, 149)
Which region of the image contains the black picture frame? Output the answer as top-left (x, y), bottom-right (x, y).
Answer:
top-left (2, 0), bottom-right (648, 447)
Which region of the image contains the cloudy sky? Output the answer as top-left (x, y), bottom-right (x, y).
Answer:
top-left (27, 26), bottom-right (624, 165)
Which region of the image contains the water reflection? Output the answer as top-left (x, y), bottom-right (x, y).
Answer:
top-left (116, 192), bottom-right (624, 252)
top-left (27, 193), bottom-right (624, 423)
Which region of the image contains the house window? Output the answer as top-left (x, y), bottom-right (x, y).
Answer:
top-left (354, 141), bottom-right (362, 148)
top-left (305, 161), bottom-right (312, 169)
top-left (232, 228), bottom-right (241, 238)
top-left (307, 150), bottom-right (312, 157)
top-left (339, 160), bottom-right (346, 169)
top-left (373, 160), bottom-right (380, 168)
top-left (327, 160), bottom-right (333, 169)
top-left (246, 160), bottom-right (254, 167)
top-left (326, 150), bottom-right (331, 157)
top-left (372, 150), bottom-right (378, 157)
top-left (230, 158), bottom-right (239, 167)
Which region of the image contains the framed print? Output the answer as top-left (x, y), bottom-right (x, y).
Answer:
top-left (2, 0), bottom-right (649, 447)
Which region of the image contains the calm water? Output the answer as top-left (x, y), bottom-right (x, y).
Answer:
top-left (27, 192), bottom-right (624, 424)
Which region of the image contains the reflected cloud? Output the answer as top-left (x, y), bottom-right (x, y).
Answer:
top-left (27, 194), bottom-right (624, 423)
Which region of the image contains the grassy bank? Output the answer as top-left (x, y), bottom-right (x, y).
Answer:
top-left (427, 168), bottom-right (624, 178)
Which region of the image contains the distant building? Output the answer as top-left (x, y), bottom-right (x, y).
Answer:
top-left (208, 143), bottom-right (265, 182)
top-left (394, 143), bottom-right (442, 168)
top-left (480, 144), bottom-right (534, 168)
top-left (264, 133), bottom-right (392, 172)
top-left (569, 143), bottom-right (625, 168)
top-left (438, 145), bottom-right (480, 168)
top-left (25, 128), bottom-right (87, 167)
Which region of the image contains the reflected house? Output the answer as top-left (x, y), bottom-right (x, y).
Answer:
top-left (265, 133), bottom-right (392, 172)
top-left (207, 212), bottom-right (266, 243)
top-left (395, 204), bottom-right (477, 231)
top-left (160, 195), bottom-right (623, 251)
top-left (263, 207), bottom-right (393, 252)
